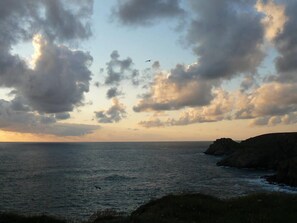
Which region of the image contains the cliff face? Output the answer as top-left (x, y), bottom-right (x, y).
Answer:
top-left (218, 133), bottom-right (297, 169)
top-left (206, 133), bottom-right (297, 186)
top-left (267, 157), bottom-right (297, 187)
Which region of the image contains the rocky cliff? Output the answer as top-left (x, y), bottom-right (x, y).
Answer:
top-left (204, 138), bottom-right (241, 156)
top-left (206, 133), bottom-right (297, 186)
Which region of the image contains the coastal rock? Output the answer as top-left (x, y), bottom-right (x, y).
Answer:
top-left (204, 138), bottom-right (241, 156)
top-left (267, 157), bottom-right (297, 187)
top-left (206, 132), bottom-right (297, 187)
top-left (217, 133), bottom-right (297, 170)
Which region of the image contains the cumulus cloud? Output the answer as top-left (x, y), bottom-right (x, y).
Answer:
top-left (274, 1), bottom-right (297, 81)
top-left (19, 35), bottom-right (93, 113)
top-left (230, 82), bottom-right (297, 123)
top-left (209, 82), bottom-right (297, 125)
top-left (109, 0), bottom-right (297, 128)
top-left (0, 34), bottom-right (93, 114)
top-left (0, 0), bottom-right (92, 45)
top-left (139, 81), bottom-right (297, 127)
top-left (185, 0), bottom-right (265, 80)
top-left (0, 0), bottom-right (96, 136)
top-left (113, 0), bottom-right (265, 81)
top-left (139, 88), bottom-right (232, 127)
top-left (40, 0), bottom-right (93, 42)
top-left (250, 113), bottom-right (297, 127)
top-left (133, 70), bottom-right (214, 112)
top-left (95, 98), bottom-right (127, 123)
top-left (248, 82), bottom-right (297, 117)
top-left (0, 0), bottom-right (93, 90)
top-left (105, 50), bottom-right (139, 86)
top-left (112, 0), bottom-right (185, 26)
top-left (110, 0), bottom-right (297, 128)
top-left (132, 0), bottom-right (266, 117)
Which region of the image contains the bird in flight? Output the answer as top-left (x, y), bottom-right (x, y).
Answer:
top-left (95, 185), bottom-right (101, 190)
top-left (145, 59), bottom-right (151, 62)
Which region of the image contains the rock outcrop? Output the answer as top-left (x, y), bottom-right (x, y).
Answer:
top-left (206, 133), bottom-right (297, 186)
top-left (267, 157), bottom-right (297, 187)
top-left (204, 138), bottom-right (241, 156)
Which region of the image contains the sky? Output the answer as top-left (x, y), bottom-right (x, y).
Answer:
top-left (0, 0), bottom-right (296, 142)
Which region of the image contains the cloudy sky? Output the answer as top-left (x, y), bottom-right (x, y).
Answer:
top-left (0, 0), bottom-right (296, 142)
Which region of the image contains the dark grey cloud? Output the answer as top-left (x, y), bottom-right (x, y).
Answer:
top-left (1, 36), bottom-right (93, 114)
top-left (274, 1), bottom-right (297, 82)
top-left (113, 0), bottom-right (185, 26)
top-left (113, 0), bottom-right (264, 81)
top-left (0, 0), bottom-right (94, 114)
top-left (10, 96), bottom-right (31, 112)
top-left (240, 75), bottom-right (257, 92)
top-left (55, 112), bottom-right (71, 120)
top-left (0, 0), bottom-right (95, 136)
top-left (21, 38), bottom-right (93, 113)
top-left (132, 0), bottom-right (265, 114)
top-left (0, 52), bottom-right (27, 88)
top-left (0, 0), bottom-right (92, 45)
top-left (39, 115), bottom-right (56, 124)
top-left (95, 98), bottom-right (127, 123)
top-left (106, 87), bottom-right (123, 99)
top-left (185, 0), bottom-right (264, 80)
top-left (41, 0), bottom-right (93, 42)
top-left (103, 50), bottom-right (143, 101)
top-left (105, 50), bottom-right (134, 86)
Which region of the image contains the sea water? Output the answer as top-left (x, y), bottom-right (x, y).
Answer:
top-left (0, 142), bottom-right (296, 221)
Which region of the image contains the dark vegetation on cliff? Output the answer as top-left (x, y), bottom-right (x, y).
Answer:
top-left (2, 193), bottom-right (297, 223)
top-left (205, 132), bottom-right (297, 186)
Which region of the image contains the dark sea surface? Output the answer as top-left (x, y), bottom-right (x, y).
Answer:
top-left (0, 142), bottom-right (296, 221)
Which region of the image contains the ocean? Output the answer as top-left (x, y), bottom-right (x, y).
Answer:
top-left (0, 142), bottom-right (296, 221)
